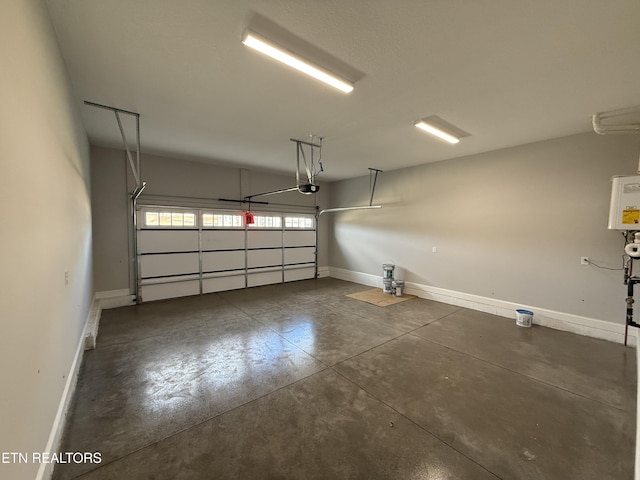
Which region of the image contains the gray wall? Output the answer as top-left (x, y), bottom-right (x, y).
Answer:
top-left (0, 1), bottom-right (92, 479)
top-left (91, 146), bottom-right (329, 292)
top-left (91, 147), bottom-right (130, 292)
top-left (328, 132), bottom-right (640, 324)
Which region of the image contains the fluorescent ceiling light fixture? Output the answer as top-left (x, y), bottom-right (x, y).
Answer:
top-left (242, 29), bottom-right (354, 93)
top-left (414, 121), bottom-right (459, 144)
top-left (414, 115), bottom-right (470, 144)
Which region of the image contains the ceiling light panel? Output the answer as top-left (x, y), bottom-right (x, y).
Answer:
top-left (415, 122), bottom-right (460, 144)
top-left (414, 115), bottom-right (470, 144)
top-left (242, 29), bottom-right (354, 93)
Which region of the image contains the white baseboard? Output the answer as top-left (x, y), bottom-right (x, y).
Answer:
top-left (328, 267), bottom-right (637, 346)
top-left (83, 298), bottom-right (102, 350)
top-left (35, 297), bottom-right (95, 480)
top-left (329, 267), bottom-right (380, 288)
top-left (84, 290), bottom-right (134, 351)
top-left (95, 289), bottom-right (135, 309)
top-left (37, 288), bottom-right (136, 479)
top-left (317, 266), bottom-right (330, 278)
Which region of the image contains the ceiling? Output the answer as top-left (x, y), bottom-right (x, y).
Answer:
top-left (44, 0), bottom-right (640, 181)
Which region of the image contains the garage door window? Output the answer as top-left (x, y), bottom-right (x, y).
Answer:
top-left (249, 215), bottom-right (282, 229)
top-left (284, 216), bottom-right (314, 229)
top-left (202, 212), bottom-right (243, 228)
top-left (144, 210), bottom-right (196, 228)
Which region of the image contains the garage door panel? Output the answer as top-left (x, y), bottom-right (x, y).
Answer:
top-left (137, 207), bottom-right (316, 302)
top-left (140, 252), bottom-right (199, 278)
top-left (202, 250), bottom-right (245, 272)
top-left (247, 249), bottom-right (282, 268)
top-left (284, 230), bottom-right (315, 247)
top-left (284, 266), bottom-right (315, 282)
top-left (141, 279), bottom-right (199, 302)
top-left (139, 230), bottom-right (199, 253)
top-left (203, 274), bottom-right (245, 293)
top-left (202, 230), bottom-right (244, 250)
top-left (284, 247), bottom-right (315, 265)
top-left (248, 270), bottom-right (282, 287)
top-left (247, 231), bottom-right (281, 248)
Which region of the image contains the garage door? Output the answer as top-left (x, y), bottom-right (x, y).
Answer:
top-left (137, 207), bottom-right (316, 302)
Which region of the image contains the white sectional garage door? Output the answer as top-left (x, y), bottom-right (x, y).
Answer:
top-left (137, 207), bottom-right (316, 302)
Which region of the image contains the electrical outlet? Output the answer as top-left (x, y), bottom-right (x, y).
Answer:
top-left (65, 271), bottom-right (69, 285)
top-left (432, 246), bottom-right (437, 253)
top-left (580, 257), bottom-right (589, 265)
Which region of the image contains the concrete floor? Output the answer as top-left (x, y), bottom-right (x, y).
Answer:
top-left (54, 278), bottom-right (636, 479)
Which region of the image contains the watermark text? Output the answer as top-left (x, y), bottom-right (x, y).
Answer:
top-left (1, 451), bottom-right (101, 464)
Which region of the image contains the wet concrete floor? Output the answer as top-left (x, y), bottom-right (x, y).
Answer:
top-left (54, 278), bottom-right (636, 479)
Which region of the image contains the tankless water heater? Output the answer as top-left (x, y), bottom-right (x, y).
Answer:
top-left (608, 175), bottom-right (640, 230)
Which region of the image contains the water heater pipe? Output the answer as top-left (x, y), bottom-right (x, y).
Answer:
top-left (626, 279), bottom-right (640, 328)
top-left (592, 105), bottom-right (640, 131)
top-left (592, 106), bottom-right (640, 173)
top-left (592, 115), bottom-right (640, 135)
